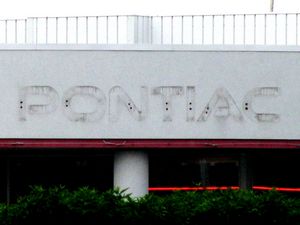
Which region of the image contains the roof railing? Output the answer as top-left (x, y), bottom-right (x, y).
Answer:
top-left (0, 13), bottom-right (299, 45)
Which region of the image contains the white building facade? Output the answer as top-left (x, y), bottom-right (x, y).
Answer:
top-left (0, 14), bottom-right (300, 203)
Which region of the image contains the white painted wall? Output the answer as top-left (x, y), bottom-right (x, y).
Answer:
top-left (0, 46), bottom-right (299, 139)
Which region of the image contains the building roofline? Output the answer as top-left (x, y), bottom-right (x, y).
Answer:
top-left (0, 44), bottom-right (300, 52)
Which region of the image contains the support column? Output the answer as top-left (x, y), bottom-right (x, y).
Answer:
top-left (6, 158), bottom-right (10, 205)
top-left (200, 159), bottom-right (209, 187)
top-left (114, 151), bottom-right (149, 197)
top-left (239, 153), bottom-right (252, 190)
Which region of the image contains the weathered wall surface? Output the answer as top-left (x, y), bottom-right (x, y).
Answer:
top-left (0, 49), bottom-right (298, 139)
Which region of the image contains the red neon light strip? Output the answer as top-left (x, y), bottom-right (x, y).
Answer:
top-left (148, 186), bottom-right (239, 191)
top-left (252, 186), bottom-right (300, 192)
top-left (149, 186), bottom-right (300, 192)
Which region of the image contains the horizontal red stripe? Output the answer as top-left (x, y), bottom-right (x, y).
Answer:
top-left (148, 186), bottom-right (239, 191)
top-left (149, 186), bottom-right (300, 192)
top-left (252, 186), bottom-right (300, 192)
top-left (0, 139), bottom-right (299, 149)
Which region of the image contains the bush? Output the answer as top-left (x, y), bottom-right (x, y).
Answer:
top-left (5, 186), bottom-right (69, 225)
top-left (189, 190), bottom-right (297, 225)
top-left (0, 204), bottom-right (8, 225)
top-left (0, 187), bottom-right (299, 225)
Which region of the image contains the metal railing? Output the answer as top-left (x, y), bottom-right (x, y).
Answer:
top-left (0, 14), bottom-right (300, 45)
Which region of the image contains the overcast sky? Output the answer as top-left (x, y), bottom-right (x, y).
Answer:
top-left (0, 0), bottom-right (300, 19)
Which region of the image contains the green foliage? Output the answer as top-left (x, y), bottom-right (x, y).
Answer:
top-left (189, 190), bottom-right (287, 225)
top-left (0, 187), bottom-right (299, 225)
top-left (0, 204), bottom-right (8, 225)
top-left (5, 186), bottom-right (69, 225)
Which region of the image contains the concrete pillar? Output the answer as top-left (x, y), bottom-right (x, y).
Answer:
top-left (239, 153), bottom-right (252, 190)
top-left (114, 151), bottom-right (149, 197)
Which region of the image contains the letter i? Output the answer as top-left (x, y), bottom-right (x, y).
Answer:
top-left (186, 86), bottom-right (195, 121)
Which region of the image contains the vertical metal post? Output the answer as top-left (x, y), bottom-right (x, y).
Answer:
top-left (86, 16), bottom-right (88, 44)
top-left (243, 14), bottom-right (246, 45)
top-left (5, 20), bottom-right (7, 43)
top-left (136, 16), bottom-right (139, 43)
top-left (296, 14), bottom-right (299, 45)
top-left (202, 15), bottom-right (205, 44)
top-left (142, 16), bottom-right (145, 44)
top-left (116, 16), bottom-right (119, 44)
top-left (75, 17), bottom-right (78, 44)
top-left (25, 19), bottom-right (27, 43)
top-left (171, 16), bottom-right (173, 44)
top-left (264, 14), bottom-right (267, 45)
top-left (275, 14), bottom-right (277, 45)
top-left (106, 16), bottom-right (109, 44)
top-left (191, 16), bottom-right (194, 44)
top-left (161, 16), bottom-right (163, 44)
top-left (212, 15), bottom-right (215, 44)
top-left (181, 16), bottom-right (184, 44)
top-left (150, 16), bottom-right (153, 44)
top-left (285, 13), bottom-right (288, 45)
top-left (254, 14), bottom-right (256, 44)
top-left (233, 15), bottom-right (235, 44)
top-left (46, 17), bottom-right (48, 44)
top-left (96, 16), bottom-right (99, 44)
top-left (144, 17), bottom-right (147, 44)
top-left (223, 15), bottom-right (225, 44)
top-left (15, 20), bottom-right (17, 44)
top-left (270, 0), bottom-right (274, 12)
top-left (66, 17), bottom-right (68, 44)
top-left (56, 17), bottom-right (58, 44)
top-left (36, 18), bottom-right (38, 44)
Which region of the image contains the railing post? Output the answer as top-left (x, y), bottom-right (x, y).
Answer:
top-left (26, 18), bottom-right (36, 44)
top-left (127, 16), bottom-right (151, 44)
top-left (2, 13), bottom-right (298, 46)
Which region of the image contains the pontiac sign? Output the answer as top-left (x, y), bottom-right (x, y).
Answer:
top-left (19, 85), bottom-right (280, 123)
top-left (0, 49), bottom-right (298, 139)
